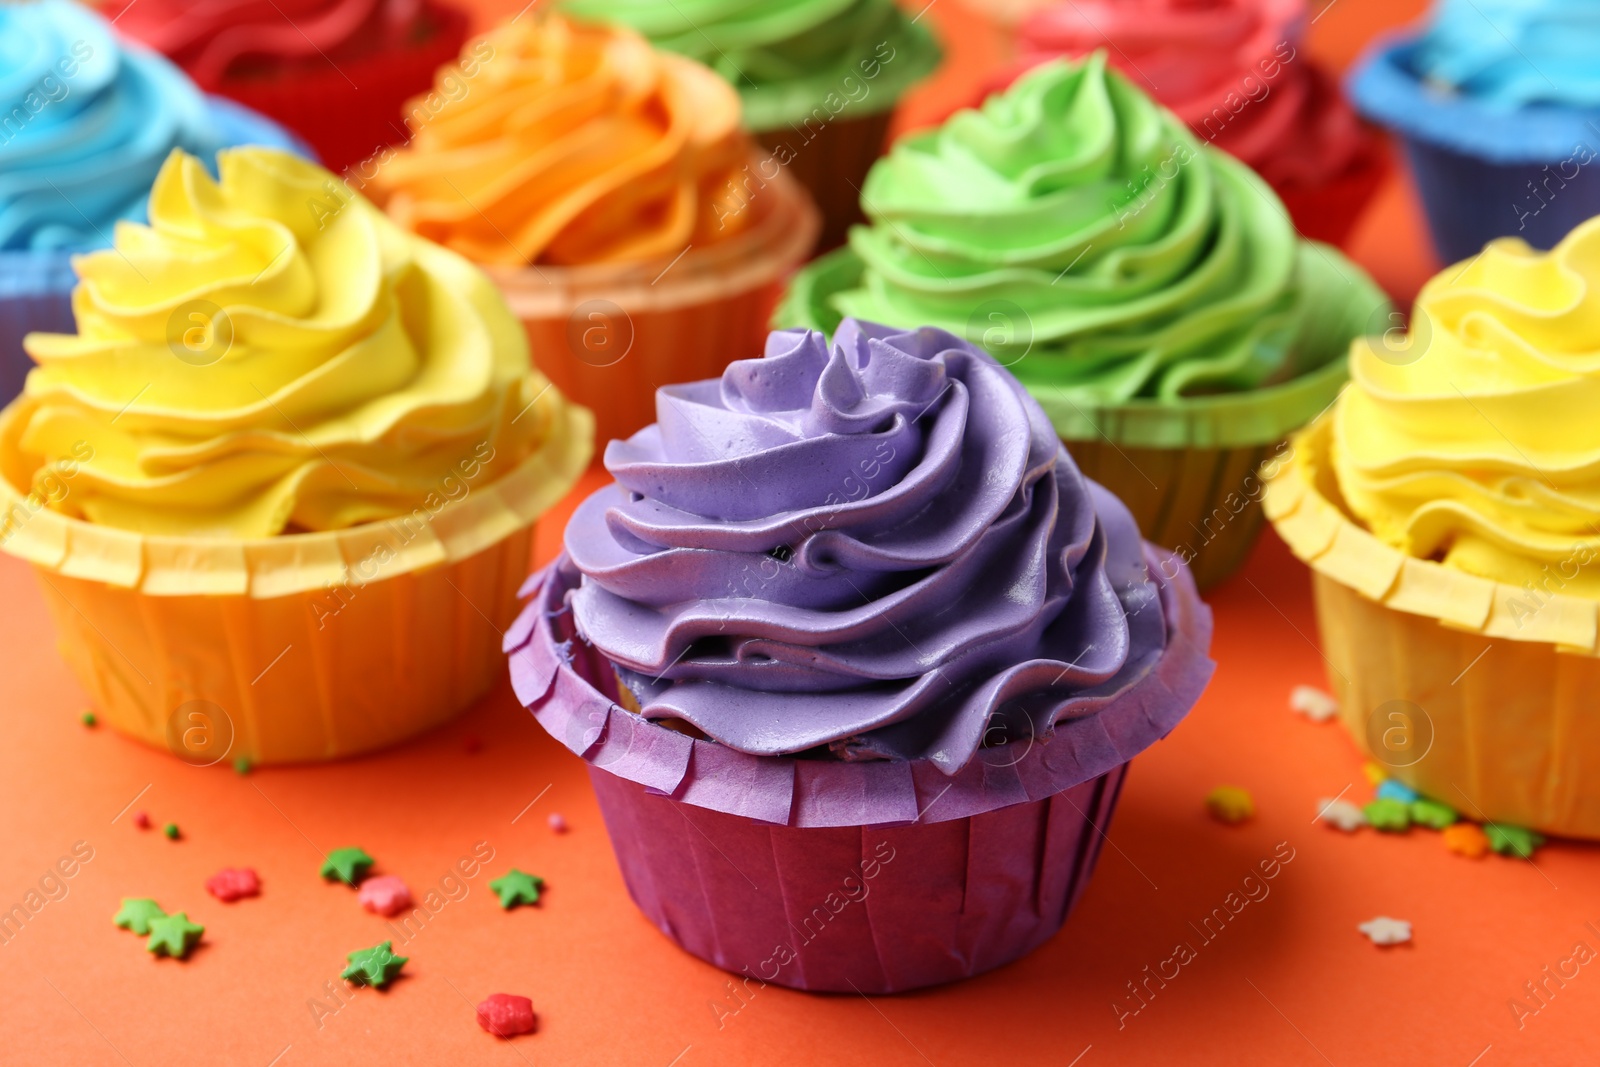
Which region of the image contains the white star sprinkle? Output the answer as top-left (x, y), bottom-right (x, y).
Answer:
top-left (1316, 798), bottom-right (1367, 831)
top-left (1290, 685), bottom-right (1339, 723)
top-left (1358, 917), bottom-right (1412, 946)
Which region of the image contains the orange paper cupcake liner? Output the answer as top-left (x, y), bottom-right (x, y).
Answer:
top-left (0, 399), bottom-right (593, 764)
top-left (488, 163), bottom-right (819, 450)
top-left (1264, 415), bottom-right (1600, 839)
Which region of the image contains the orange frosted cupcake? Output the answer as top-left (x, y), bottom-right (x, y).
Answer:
top-left (367, 15), bottom-right (820, 448)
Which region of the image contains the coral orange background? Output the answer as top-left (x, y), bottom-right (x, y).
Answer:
top-left (5, 2), bottom-right (1598, 1064)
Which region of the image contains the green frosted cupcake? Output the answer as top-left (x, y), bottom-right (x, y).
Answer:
top-left (559, 0), bottom-right (941, 250)
top-left (778, 53), bottom-right (1389, 588)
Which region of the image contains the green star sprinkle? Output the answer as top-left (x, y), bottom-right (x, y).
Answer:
top-left (233, 756), bottom-right (253, 775)
top-left (1364, 798), bottom-right (1411, 832)
top-left (81, 711), bottom-right (97, 727)
top-left (146, 912), bottom-right (204, 958)
top-left (1486, 823), bottom-right (1546, 859)
top-left (1410, 797), bottom-right (1458, 830)
top-left (113, 898), bottom-right (166, 935)
top-left (342, 941), bottom-right (408, 988)
top-left (489, 869), bottom-right (545, 909)
top-left (163, 822), bottom-right (180, 840)
top-left (320, 847), bottom-right (374, 886)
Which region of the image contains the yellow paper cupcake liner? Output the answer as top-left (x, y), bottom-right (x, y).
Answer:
top-left (1264, 414), bottom-right (1600, 838)
top-left (0, 398), bottom-right (593, 764)
top-left (488, 158), bottom-right (819, 449)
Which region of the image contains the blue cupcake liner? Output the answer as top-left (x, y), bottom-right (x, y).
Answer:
top-left (0, 96), bottom-right (314, 405)
top-left (1348, 34), bottom-right (1600, 262)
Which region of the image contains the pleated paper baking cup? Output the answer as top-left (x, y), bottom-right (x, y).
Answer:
top-left (756, 110), bottom-right (892, 253)
top-left (488, 163), bottom-right (819, 450)
top-left (1265, 415), bottom-right (1600, 839)
top-left (0, 398), bottom-right (592, 765)
top-left (506, 548), bottom-right (1214, 993)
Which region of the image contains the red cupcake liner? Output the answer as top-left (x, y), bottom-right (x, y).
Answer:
top-left (199, 2), bottom-right (470, 174)
top-left (505, 547), bottom-right (1214, 992)
top-left (1274, 142), bottom-right (1391, 248)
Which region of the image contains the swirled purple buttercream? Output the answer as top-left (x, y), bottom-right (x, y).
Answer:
top-left (563, 319), bottom-right (1169, 774)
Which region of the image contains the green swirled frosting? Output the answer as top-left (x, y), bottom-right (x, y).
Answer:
top-left (558, 0), bottom-right (941, 132)
top-left (779, 54), bottom-right (1388, 448)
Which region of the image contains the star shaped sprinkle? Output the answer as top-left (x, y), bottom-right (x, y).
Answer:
top-left (1409, 797), bottom-right (1457, 830)
top-left (1315, 798), bottom-right (1366, 832)
top-left (1375, 779), bottom-right (1419, 804)
top-left (342, 941), bottom-right (408, 988)
top-left (1486, 823), bottom-right (1545, 859)
top-left (359, 875), bottom-right (412, 917)
top-left (489, 869), bottom-right (545, 909)
top-left (1358, 917), bottom-right (1412, 946)
top-left (1443, 822), bottom-right (1490, 858)
top-left (146, 912), bottom-right (204, 958)
top-left (1204, 786), bottom-right (1253, 825)
top-left (113, 898), bottom-right (166, 935)
top-left (1288, 685), bottom-right (1338, 723)
top-left (1363, 798), bottom-right (1411, 832)
top-left (477, 993), bottom-right (537, 1037)
top-left (320, 847), bottom-right (375, 886)
top-left (206, 867), bottom-right (261, 902)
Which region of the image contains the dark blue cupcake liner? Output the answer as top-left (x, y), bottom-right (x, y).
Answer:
top-left (1348, 34), bottom-right (1600, 263)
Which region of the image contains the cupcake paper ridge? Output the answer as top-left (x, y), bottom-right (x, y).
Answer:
top-left (560, 319), bottom-right (1175, 774)
top-left (9, 146), bottom-right (583, 539)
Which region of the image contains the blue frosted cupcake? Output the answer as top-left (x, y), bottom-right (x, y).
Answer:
top-left (0, 1), bottom-right (309, 403)
top-left (1349, 0), bottom-right (1600, 262)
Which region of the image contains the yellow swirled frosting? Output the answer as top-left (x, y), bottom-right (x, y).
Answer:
top-left (12, 146), bottom-right (582, 538)
top-left (368, 15), bottom-right (758, 267)
top-left (1333, 218), bottom-right (1600, 596)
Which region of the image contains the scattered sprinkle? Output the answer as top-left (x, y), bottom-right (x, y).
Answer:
top-left (113, 898), bottom-right (166, 935)
top-left (548, 813), bottom-right (568, 834)
top-left (1358, 916), bottom-right (1412, 946)
top-left (206, 868), bottom-right (261, 902)
top-left (1205, 786), bottom-right (1254, 824)
top-left (1362, 762), bottom-right (1388, 786)
top-left (359, 875), bottom-right (412, 917)
top-left (1364, 798), bottom-right (1411, 832)
top-left (1486, 823), bottom-right (1546, 859)
top-left (320, 847), bottom-right (375, 886)
top-left (1289, 685), bottom-right (1338, 723)
top-left (133, 811), bottom-right (151, 830)
top-left (342, 941), bottom-right (408, 988)
top-left (1443, 822), bottom-right (1490, 859)
top-left (477, 993), bottom-right (537, 1038)
top-left (163, 822), bottom-right (180, 841)
top-left (1409, 797), bottom-right (1457, 830)
top-left (233, 756), bottom-right (253, 775)
top-left (489, 869), bottom-right (545, 909)
top-left (1315, 798), bottom-right (1367, 831)
top-left (81, 711), bottom-right (97, 728)
top-left (1375, 780), bottom-right (1419, 804)
top-left (146, 912), bottom-right (204, 958)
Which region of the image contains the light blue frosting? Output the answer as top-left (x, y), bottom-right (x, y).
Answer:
top-left (0, 1), bottom-right (296, 253)
top-left (1414, 0), bottom-right (1600, 109)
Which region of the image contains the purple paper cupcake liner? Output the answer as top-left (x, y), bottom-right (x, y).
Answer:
top-left (1348, 35), bottom-right (1600, 262)
top-left (505, 545), bottom-right (1214, 993)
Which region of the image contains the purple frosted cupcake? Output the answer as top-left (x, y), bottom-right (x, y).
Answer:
top-left (505, 319), bottom-right (1214, 993)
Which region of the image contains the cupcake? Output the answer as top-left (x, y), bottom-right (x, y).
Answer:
top-left (0, 147), bottom-right (591, 764)
top-left (557, 0), bottom-right (942, 251)
top-left (107, 0), bottom-right (469, 174)
top-left (1265, 219), bottom-right (1600, 840)
top-left (0, 0), bottom-right (309, 406)
top-left (994, 0), bottom-right (1389, 246)
top-left (366, 16), bottom-right (819, 448)
top-left (778, 55), bottom-right (1389, 589)
top-left (505, 320), bottom-right (1214, 992)
top-left (1349, 0), bottom-right (1600, 263)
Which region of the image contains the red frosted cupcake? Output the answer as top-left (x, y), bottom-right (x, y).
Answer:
top-left (988, 0), bottom-right (1387, 246)
top-left (104, 0), bottom-right (468, 174)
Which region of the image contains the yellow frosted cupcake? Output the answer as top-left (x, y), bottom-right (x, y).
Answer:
top-left (0, 147), bottom-right (591, 764)
top-left (1265, 217), bottom-right (1600, 838)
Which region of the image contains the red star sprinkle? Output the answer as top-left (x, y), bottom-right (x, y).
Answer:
top-left (358, 875), bottom-right (413, 917)
top-left (476, 993), bottom-right (537, 1038)
top-left (205, 867), bottom-right (261, 902)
